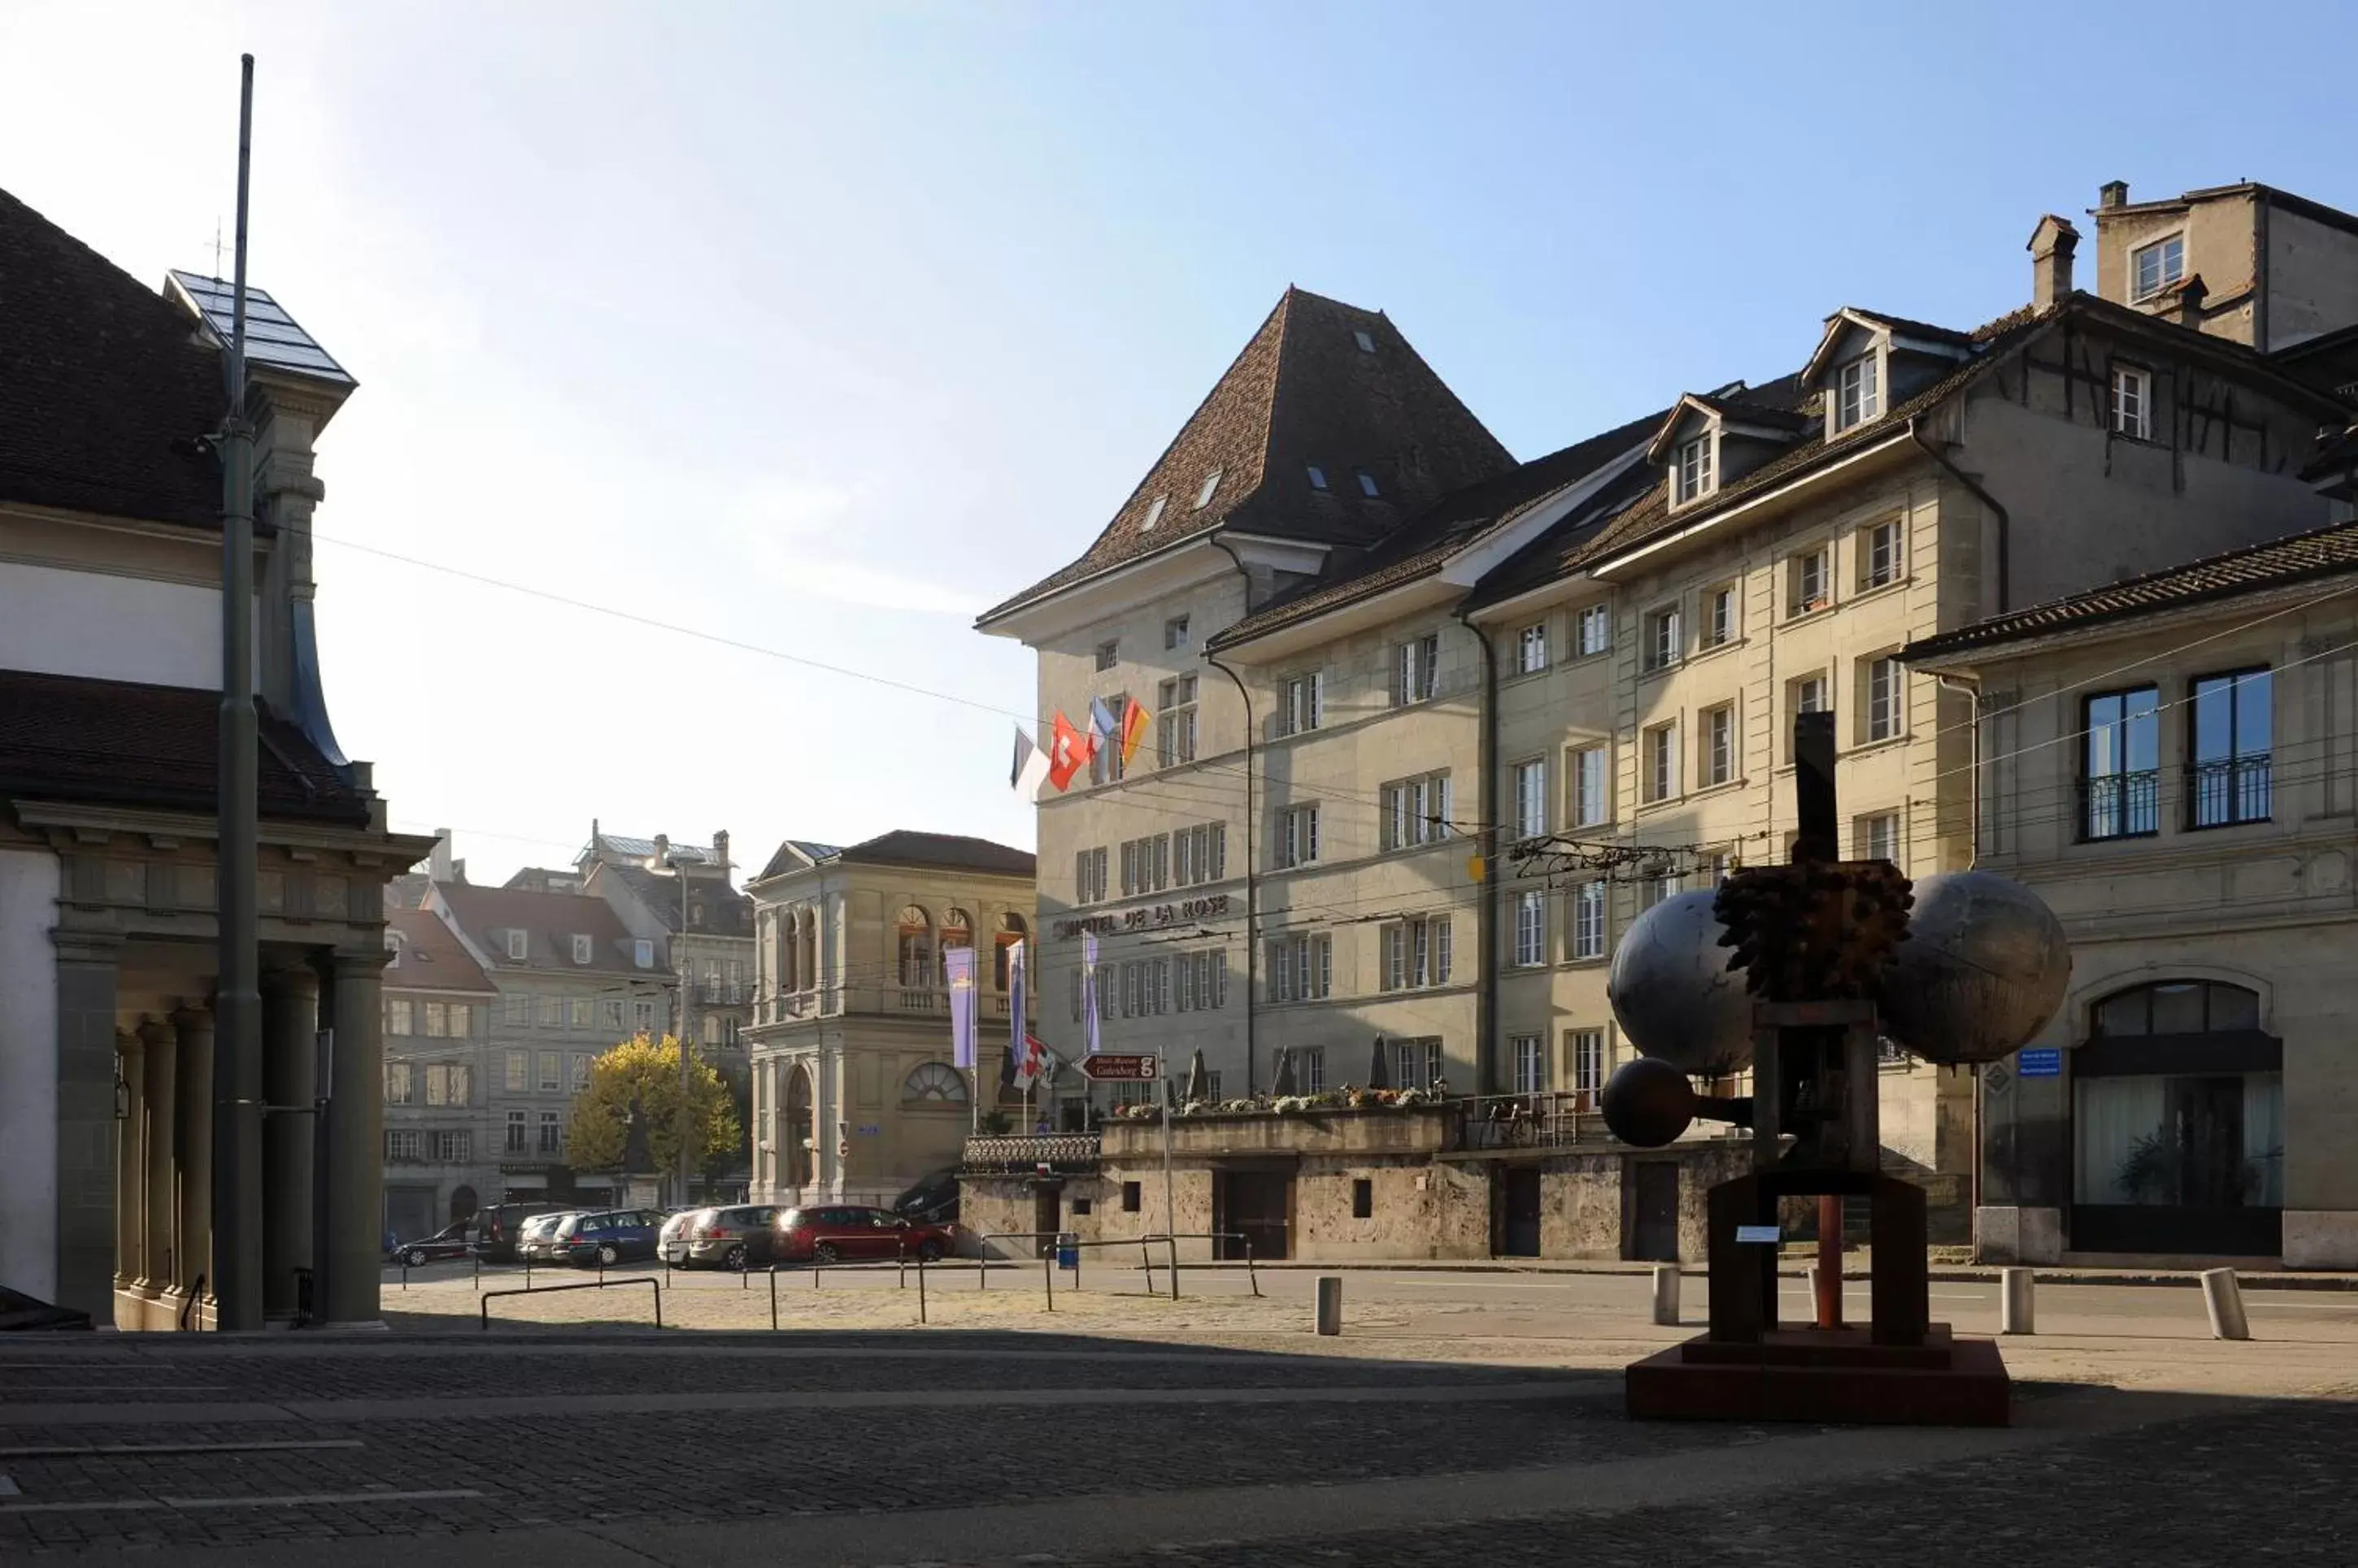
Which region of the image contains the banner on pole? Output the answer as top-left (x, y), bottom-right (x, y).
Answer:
top-left (1081, 932), bottom-right (1101, 1056)
top-left (945, 946), bottom-right (977, 1068)
top-left (1007, 937), bottom-right (1027, 1068)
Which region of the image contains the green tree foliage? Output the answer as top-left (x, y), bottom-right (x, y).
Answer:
top-left (564, 1033), bottom-right (741, 1172)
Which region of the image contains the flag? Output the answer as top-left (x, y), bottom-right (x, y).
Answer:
top-left (945, 946), bottom-right (977, 1068)
top-left (1046, 710), bottom-right (1094, 791)
top-left (1081, 932), bottom-right (1101, 1056)
top-left (1120, 698), bottom-right (1150, 767)
top-left (1088, 696), bottom-right (1119, 747)
top-left (1010, 726), bottom-right (1051, 799)
top-left (1013, 1032), bottom-right (1050, 1091)
top-left (1007, 936), bottom-right (1027, 1069)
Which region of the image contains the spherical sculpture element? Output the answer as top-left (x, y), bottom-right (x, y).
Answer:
top-left (1877, 870), bottom-right (2072, 1065)
top-left (1606, 888), bottom-right (1755, 1076)
top-left (1600, 1056), bottom-right (1699, 1148)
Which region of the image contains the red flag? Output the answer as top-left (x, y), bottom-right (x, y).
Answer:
top-left (1046, 710), bottom-right (1095, 791)
top-left (1016, 1032), bottom-right (1050, 1090)
top-left (1120, 699), bottom-right (1151, 767)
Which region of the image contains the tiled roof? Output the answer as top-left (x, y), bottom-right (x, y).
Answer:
top-left (0, 669), bottom-right (370, 825)
top-left (840, 830), bottom-right (1035, 876)
top-left (1844, 307), bottom-right (1977, 346)
top-left (0, 188), bottom-right (229, 528)
top-left (601, 860), bottom-right (755, 938)
top-left (755, 838), bottom-right (844, 880)
top-left (432, 881), bottom-right (652, 975)
top-left (385, 908), bottom-right (498, 995)
top-left (1901, 519), bottom-right (2358, 661)
top-left (977, 288), bottom-right (1513, 623)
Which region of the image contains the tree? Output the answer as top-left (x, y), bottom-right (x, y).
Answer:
top-left (564, 1033), bottom-right (741, 1175)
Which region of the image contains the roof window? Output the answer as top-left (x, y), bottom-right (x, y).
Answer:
top-left (1194, 469), bottom-right (1222, 510)
top-left (1141, 494), bottom-right (1168, 532)
top-left (1306, 465), bottom-right (1329, 490)
top-left (1355, 469), bottom-right (1381, 498)
top-left (1353, 329), bottom-right (1376, 353)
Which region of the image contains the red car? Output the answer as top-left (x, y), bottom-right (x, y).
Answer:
top-left (774, 1205), bottom-right (954, 1264)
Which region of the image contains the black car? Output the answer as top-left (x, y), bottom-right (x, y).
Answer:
top-left (892, 1166), bottom-right (959, 1226)
top-left (391, 1220), bottom-right (472, 1267)
top-left (470, 1201), bottom-right (574, 1263)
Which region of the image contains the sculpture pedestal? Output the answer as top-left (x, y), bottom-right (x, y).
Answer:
top-left (1627, 1323), bottom-right (2012, 1427)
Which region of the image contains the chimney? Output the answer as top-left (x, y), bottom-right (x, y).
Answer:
top-left (2028, 215), bottom-right (2078, 311)
top-left (2099, 180), bottom-right (2129, 210)
top-left (713, 829), bottom-right (730, 870)
top-left (652, 832), bottom-right (670, 866)
top-left (429, 827), bottom-right (454, 883)
top-left (2173, 274), bottom-right (2209, 329)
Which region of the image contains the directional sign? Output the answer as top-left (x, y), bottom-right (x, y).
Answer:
top-left (1081, 1053), bottom-right (1160, 1082)
top-left (2016, 1048), bottom-right (2062, 1078)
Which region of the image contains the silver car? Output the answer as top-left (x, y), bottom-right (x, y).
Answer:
top-left (514, 1211), bottom-right (575, 1264)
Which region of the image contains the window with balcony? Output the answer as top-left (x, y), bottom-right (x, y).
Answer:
top-left (2082, 685), bottom-right (2160, 840)
top-left (1572, 880), bottom-right (1607, 959)
top-left (2187, 668), bottom-right (2272, 828)
top-left (1393, 1037), bottom-right (1445, 1091)
top-left (1513, 889), bottom-right (1547, 967)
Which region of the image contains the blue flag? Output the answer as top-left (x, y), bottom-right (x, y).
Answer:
top-left (1007, 938), bottom-right (1027, 1068)
top-left (945, 947), bottom-right (977, 1069)
top-left (1088, 697), bottom-right (1118, 745)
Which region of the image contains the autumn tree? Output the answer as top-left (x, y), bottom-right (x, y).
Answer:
top-left (563, 1033), bottom-right (741, 1175)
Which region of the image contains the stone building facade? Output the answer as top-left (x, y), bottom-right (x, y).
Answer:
top-left (380, 907), bottom-right (500, 1243)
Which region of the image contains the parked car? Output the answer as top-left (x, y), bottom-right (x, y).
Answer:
top-left (891, 1167), bottom-right (959, 1226)
top-left (668, 1205), bottom-right (781, 1270)
top-left (656, 1209), bottom-right (698, 1257)
top-left (392, 1220), bottom-right (472, 1267)
top-left (513, 1211), bottom-right (577, 1265)
top-left (774, 1205), bottom-right (955, 1264)
top-left (471, 1201), bottom-right (575, 1263)
top-left (551, 1209), bottom-right (663, 1267)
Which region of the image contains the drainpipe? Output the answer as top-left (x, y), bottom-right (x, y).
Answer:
top-left (1455, 606), bottom-right (1500, 1098)
top-left (1908, 416), bottom-right (2011, 615)
top-left (1934, 673), bottom-right (1983, 869)
top-left (1208, 541), bottom-right (1258, 1097)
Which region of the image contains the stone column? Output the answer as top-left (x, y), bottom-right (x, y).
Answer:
top-left (115, 1030), bottom-right (145, 1293)
top-left (261, 966), bottom-right (320, 1326)
top-left (320, 949), bottom-right (387, 1326)
top-left (51, 931), bottom-right (124, 1323)
top-left (171, 1006), bottom-right (215, 1315)
top-left (137, 1019), bottom-right (177, 1304)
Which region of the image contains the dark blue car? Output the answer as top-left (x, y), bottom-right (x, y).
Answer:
top-left (551, 1208), bottom-right (662, 1267)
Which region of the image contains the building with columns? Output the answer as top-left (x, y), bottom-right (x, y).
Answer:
top-left (0, 187), bottom-right (431, 1327)
top-left (746, 832), bottom-right (1035, 1208)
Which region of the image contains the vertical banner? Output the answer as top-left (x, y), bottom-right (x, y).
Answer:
top-left (1081, 932), bottom-right (1102, 1057)
top-left (945, 946), bottom-right (977, 1069)
top-left (1007, 937), bottom-right (1027, 1069)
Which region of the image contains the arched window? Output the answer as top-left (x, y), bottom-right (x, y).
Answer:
top-left (796, 909), bottom-right (818, 993)
top-left (2092, 980), bottom-right (2260, 1037)
top-left (994, 911), bottom-right (1029, 991)
top-left (940, 908), bottom-right (973, 979)
top-left (903, 1062), bottom-right (970, 1103)
top-left (777, 910), bottom-right (798, 994)
top-left (898, 906), bottom-right (933, 988)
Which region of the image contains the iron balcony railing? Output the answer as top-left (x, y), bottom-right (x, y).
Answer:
top-left (2185, 754), bottom-right (2272, 829)
top-left (964, 1134), bottom-right (1103, 1174)
top-left (2080, 769), bottom-right (2160, 840)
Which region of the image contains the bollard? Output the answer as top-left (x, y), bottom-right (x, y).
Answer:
top-left (2201, 1267), bottom-right (2251, 1341)
top-left (1314, 1275), bottom-right (1342, 1336)
top-left (1042, 1249), bottom-right (1055, 1313)
top-left (917, 1253), bottom-right (928, 1324)
top-left (1651, 1263), bottom-right (1681, 1327)
top-left (2000, 1267), bottom-right (2035, 1336)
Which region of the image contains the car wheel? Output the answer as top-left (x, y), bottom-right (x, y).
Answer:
top-left (406, 1248), bottom-right (428, 1267)
top-left (597, 1243), bottom-right (620, 1266)
top-left (916, 1240), bottom-right (944, 1263)
top-left (813, 1241), bottom-right (840, 1265)
top-left (723, 1243), bottom-right (747, 1270)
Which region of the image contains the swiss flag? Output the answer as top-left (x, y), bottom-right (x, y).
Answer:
top-left (1046, 710), bottom-right (1096, 791)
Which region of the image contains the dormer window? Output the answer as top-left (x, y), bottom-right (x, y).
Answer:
top-left (571, 934), bottom-right (594, 965)
top-left (1673, 435), bottom-right (1714, 504)
top-left (1141, 495), bottom-right (1168, 532)
top-left (633, 938), bottom-right (654, 969)
top-left (1193, 469), bottom-right (1222, 510)
top-left (1835, 353), bottom-right (1880, 431)
top-left (1306, 464), bottom-right (1328, 490)
top-left (2133, 235), bottom-right (2185, 301)
top-left (505, 929), bottom-right (528, 961)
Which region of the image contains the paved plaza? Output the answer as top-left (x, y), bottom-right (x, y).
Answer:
top-left (2, 1262), bottom-right (2353, 1564)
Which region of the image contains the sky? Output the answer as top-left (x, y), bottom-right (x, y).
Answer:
top-left (4, 0), bottom-right (2352, 885)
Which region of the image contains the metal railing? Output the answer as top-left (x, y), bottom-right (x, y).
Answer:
top-left (1460, 1091), bottom-right (1596, 1149)
top-left (2186, 754), bottom-right (2272, 829)
top-left (2081, 770), bottom-right (2160, 840)
top-left (480, 1275), bottom-right (661, 1331)
top-left (964, 1133), bottom-right (1102, 1172)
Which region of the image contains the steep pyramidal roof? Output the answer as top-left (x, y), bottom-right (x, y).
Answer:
top-left (980, 287), bottom-right (1514, 621)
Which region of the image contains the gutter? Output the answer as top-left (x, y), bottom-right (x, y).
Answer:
top-left (1908, 415), bottom-right (2012, 615)
top-left (1209, 540), bottom-right (1259, 1096)
top-left (1933, 673), bottom-right (1982, 867)
top-left (1455, 605), bottom-right (1500, 1098)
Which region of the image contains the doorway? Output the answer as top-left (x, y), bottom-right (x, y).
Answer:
top-left (1630, 1162), bottom-right (1681, 1261)
top-left (1498, 1167), bottom-right (1542, 1257)
top-left (1214, 1171), bottom-right (1293, 1260)
top-left (1033, 1185), bottom-right (1061, 1257)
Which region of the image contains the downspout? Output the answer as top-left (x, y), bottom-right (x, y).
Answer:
top-left (1908, 415), bottom-right (2011, 615)
top-left (1455, 606), bottom-right (1500, 1098)
top-left (1933, 673), bottom-right (1982, 869)
top-left (1208, 541), bottom-right (1258, 1097)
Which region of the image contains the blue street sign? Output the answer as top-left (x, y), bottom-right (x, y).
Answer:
top-left (2017, 1048), bottom-right (2062, 1078)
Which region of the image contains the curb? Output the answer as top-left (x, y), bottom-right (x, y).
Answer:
top-left (1164, 1260), bottom-right (2358, 1291)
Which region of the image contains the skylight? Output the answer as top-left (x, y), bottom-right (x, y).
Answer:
top-left (1355, 469), bottom-right (1381, 497)
top-left (1142, 494), bottom-right (1168, 532)
top-left (1353, 330), bottom-right (1376, 353)
top-left (1194, 469), bottom-right (1222, 510)
top-left (1307, 465), bottom-right (1329, 490)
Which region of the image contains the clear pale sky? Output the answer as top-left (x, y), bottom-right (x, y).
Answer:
top-left (4, 1), bottom-right (2350, 884)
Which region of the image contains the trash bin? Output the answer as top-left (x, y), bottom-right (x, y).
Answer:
top-left (1056, 1232), bottom-right (1079, 1271)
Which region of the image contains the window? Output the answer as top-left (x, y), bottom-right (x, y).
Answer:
top-left (1381, 919), bottom-right (1451, 991)
top-left (1301, 1047), bottom-right (1327, 1094)
top-left (1175, 950), bottom-right (1228, 1012)
top-left (1699, 850), bottom-right (1734, 886)
top-left (538, 1051), bottom-right (562, 1092)
top-left (2133, 234), bottom-right (2185, 300)
top-left (503, 994), bottom-right (531, 1028)
top-left (1394, 633), bottom-right (1441, 705)
top-left (1673, 434), bottom-right (1713, 503)
top-left (1516, 622), bottom-right (1550, 675)
top-left (2093, 979), bottom-right (2260, 1037)
top-left (2082, 685), bottom-right (2161, 840)
top-left (505, 1110), bottom-right (526, 1153)
top-left (1788, 672), bottom-right (1829, 759)
top-left (1279, 804), bottom-right (1320, 868)
top-left (431, 1131), bottom-right (470, 1163)
top-left (1702, 704), bottom-right (1734, 787)
top-left (633, 938), bottom-right (654, 969)
top-left (1641, 870), bottom-right (1680, 910)
top-left (1174, 823), bottom-right (1226, 885)
top-left (1703, 584), bottom-right (1735, 648)
top-left (1511, 758), bottom-right (1548, 840)
top-left (571, 934), bottom-right (594, 965)
top-left (1570, 746), bottom-right (1609, 827)
top-left (1512, 1035), bottom-right (1548, 1095)
top-left (1858, 812), bottom-right (1901, 863)
top-left (385, 1060), bottom-right (413, 1104)
top-left (1393, 1038), bottom-right (1444, 1092)
top-left (1353, 328), bottom-right (1376, 354)
top-left (424, 1062), bottom-right (461, 1105)
top-left (1513, 890), bottom-right (1547, 967)
top-left (601, 998), bottom-right (624, 1032)
top-left (1643, 605), bottom-right (1681, 672)
top-left (568, 997), bottom-right (592, 1028)
top-left (452, 1003), bottom-right (475, 1037)
top-left (1306, 464), bottom-right (1329, 490)
top-left (634, 999), bottom-right (655, 1032)
top-left (424, 1001), bottom-right (450, 1038)
top-left (1142, 496), bottom-right (1168, 532)
top-left (385, 1129), bottom-right (420, 1162)
top-left (504, 1050), bottom-right (528, 1092)
top-left (537, 997), bottom-right (564, 1027)
top-left (2188, 668), bottom-right (2273, 827)
top-left (1576, 605), bottom-right (1611, 658)
top-left (1094, 640), bottom-right (1119, 671)
top-left (1645, 723), bottom-right (1678, 802)
top-left (1193, 469), bottom-right (1222, 510)
top-left (1355, 468), bottom-right (1381, 497)
top-left (1381, 772), bottom-right (1452, 849)
top-left (903, 1062), bottom-right (969, 1103)
top-left (1164, 615), bottom-right (1191, 651)
top-left (1351, 1176), bottom-right (1373, 1218)
top-left (1075, 846), bottom-right (1109, 904)
top-left (386, 998), bottom-right (414, 1036)
top-left (1122, 1181), bottom-right (1142, 1213)
top-left (1120, 834), bottom-right (1169, 896)
top-left (1789, 549), bottom-right (1829, 615)
top-left (2111, 366), bottom-right (2153, 441)
top-left (1156, 675), bottom-right (1198, 766)
top-left (505, 929), bottom-right (528, 961)
top-left (1267, 933), bottom-right (1332, 1001)
top-left (1569, 1029), bottom-right (1606, 1095)
top-left (1089, 696), bottom-right (1133, 785)
top-left (1864, 656), bottom-right (1903, 743)
top-left (1278, 671), bottom-right (1323, 736)
top-left (537, 1113), bottom-right (562, 1155)
top-left (572, 1053), bottom-right (593, 1092)
top-left (1836, 352), bottom-right (1880, 430)
top-left (1572, 880), bottom-right (1607, 959)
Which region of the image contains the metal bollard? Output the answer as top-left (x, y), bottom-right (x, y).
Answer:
top-left (2201, 1267), bottom-right (2251, 1340)
top-left (1042, 1249), bottom-right (1055, 1312)
top-left (1314, 1275), bottom-right (1342, 1336)
top-left (1651, 1263), bottom-right (1681, 1327)
top-left (2000, 1267), bottom-right (2035, 1335)
top-left (917, 1253), bottom-right (929, 1324)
